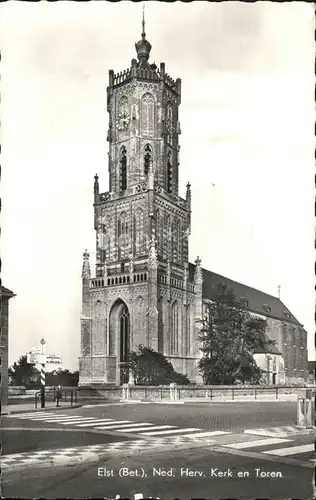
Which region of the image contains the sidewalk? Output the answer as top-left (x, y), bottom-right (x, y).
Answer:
top-left (2, 402), bottom-right (82, 415)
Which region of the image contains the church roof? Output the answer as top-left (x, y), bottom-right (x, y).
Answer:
top-left (188, 263), bottom-right (302, 327)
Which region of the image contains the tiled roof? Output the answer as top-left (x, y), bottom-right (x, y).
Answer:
top-left (189, 263), bottom-right (301, 326)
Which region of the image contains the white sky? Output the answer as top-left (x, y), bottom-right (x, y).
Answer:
top-left (1, 1), bottom-right (314, 370)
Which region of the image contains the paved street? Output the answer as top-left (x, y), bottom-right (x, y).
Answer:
top-left (2, 428), bottom-right (133, 455)
top-left (2, 446), bottom-right (314, 499)
top-left (2, 403), bottom-right (314, 470)
top-left (5, 400), bottom-right (300, 431)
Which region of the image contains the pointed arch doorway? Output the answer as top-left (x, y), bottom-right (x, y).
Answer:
top-left (109, 299), bottom-right (131, 385)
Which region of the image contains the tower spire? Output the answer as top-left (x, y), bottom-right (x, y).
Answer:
top-left (142, 4), bottom-right (146, 39)
top-left (135, 5), bottom-right (152, 62)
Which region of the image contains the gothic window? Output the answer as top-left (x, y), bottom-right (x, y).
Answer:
top-left (167, 103), bottom-right (172, 145)
top-left (118, 96), bottom-right (128, 114)
top-left (163, 214), bottom-right (171, 260)
top-left (144, 144), bottom-right (152, 176)
top-left (177, 220), bottom-right (182, 264)
top-left (118, 211), bottom-right (129, 259)
top-left (101, 216), bottom-right (112, 262)
top-left (186, 304), bottom-right (191, 356)
top-left (156, 209), bottom-right (164, 257)
top-left (282, 323), bottom-right (288, 368)
top-left (141, 93), bottom-right (154, 137)
top-left (167, 150), bottom-right (172, 193)
top-left (120, 306), bottom-right (130, 363)
top-left (292, 327), bottom-right (296, 370)
top-left (172, 218), bottom-right (178, 262)
top-left (120, 146), bottom-right (127, 191)
top-left (134, 208), bottom-right (145, 256)
top-left (171, 301), bottom-right (179, 355)
top-left (158, 297), bottom-right (164, 353)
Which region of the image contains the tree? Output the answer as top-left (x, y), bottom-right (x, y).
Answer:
top-left (8, 355), bottom-right (39, 388)
top-left (198, 284), bottom-right (274, 385)
top-left (45, 369), bottom-right (79, 387)
top-left (130, 345), bottom-right (191, 385)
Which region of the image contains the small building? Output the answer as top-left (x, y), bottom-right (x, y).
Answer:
top-left (1, 286), bottom-right (16, 405)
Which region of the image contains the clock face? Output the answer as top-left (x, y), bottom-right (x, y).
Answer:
top-left (116, 111), bottom-right (130, 131)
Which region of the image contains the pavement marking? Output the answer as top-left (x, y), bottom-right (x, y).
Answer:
top-left (8, 413), bottom-right (68, 419)
top-left (183, 431), bottom-right (231, 438)
top-left (76, 419), bottom-right (115, 427)
top-left (115, 425), bottom-right (176, 433)
top-left (31, 416), bottom-right (90, 422)
top-left (244, 426), bottom-right (314, 438)
top-left (94, 422), bottom-right (152, 430)
top-left (59, 418), bottom-right (101, 425)
top-left (16, 415), bottom-right (76, 421)
top-left (91, 422), bottom-right (154, 430)
top-left (92, 421), bottom-right (132, 429)
top-left (262, 444), bottom-right (315, 456)
top-left (7, 412), bottom-right (55, 417)
top-left (141, 427), bottom-right (201, 436)
top-left (223, 437), bottom-right (292, 449)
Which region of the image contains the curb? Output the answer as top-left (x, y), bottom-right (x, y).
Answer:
top-left (1, 439), bottom-right (216, 473)
top-left (209, 444), bottom-right (315, 470)
top-left (2, 404), bottom-right (82, 415)
top-left (244, 427), bottom-right (315, 437)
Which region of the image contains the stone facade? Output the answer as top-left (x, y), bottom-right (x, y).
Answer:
top-left (0, 287), bottom-right (15, 405)
top-left (78, 22), bottom-right (308, 387)
top-left (79, 25), bottom-right (203, 386)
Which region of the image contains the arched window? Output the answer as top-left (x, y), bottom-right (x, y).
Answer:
top-left (163, 214), bottom-right (171, 260)
top-left (167, 150), bottom-right (172, 193)
top-left (120, 146), bottom-right (127, 191)
top-left (141, 93), bottom-right (154, 137)
top-left (292, 326), bottom-right (296, 370)
top-left (171, 301), bottom-right (179, 355)
top-left (156, 209), bottom-right (164, 257)
top-left (172, 218), bottom-right (178, 262)
top-left (118, 211), bottom-right (129, 259)
top-left (135, 296), bottom-right (144, 340)
top-left (177, 220), bottom-right (182, 264)
top-left (134, 208), bottom-right (145, 255)
top-left (167, 103), bottom-right (172, 145)
top-left (120, 306), bottom-right (130, 363)
top-left (158, 297), bottom-right (164, 354)
top-left (186, 304), bottom-right (191, 356)
top-left (144, 144), bottom-right (152, 175)
top-left (119, 96), bottom-right (128, 114)
top-left (101, 215), bottom-right (112, 262)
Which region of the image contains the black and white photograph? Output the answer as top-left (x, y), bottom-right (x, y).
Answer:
top-left (1, 1), bottom-right (315, 499)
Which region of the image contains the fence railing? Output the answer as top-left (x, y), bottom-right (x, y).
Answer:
top-left (119, 384), bottom-right (315, 402)
top-left (35, 387), bottom-right (78, 408)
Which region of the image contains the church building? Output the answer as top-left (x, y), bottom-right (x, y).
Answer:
top-left (79, 19), bottom-right (308, 387)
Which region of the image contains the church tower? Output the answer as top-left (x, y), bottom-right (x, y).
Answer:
top-left (79, 15), bottom-right (201, 386)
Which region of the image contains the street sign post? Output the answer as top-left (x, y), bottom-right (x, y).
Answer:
top-left (27, 352), bottom-right (38, 365)
top-left (40, 339), bottom-right (46, 408)
top-left (45, 354), bottom-right (62, 365)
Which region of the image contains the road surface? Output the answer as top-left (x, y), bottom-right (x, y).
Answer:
top-left (2, 446), bottom-right (314, 499)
